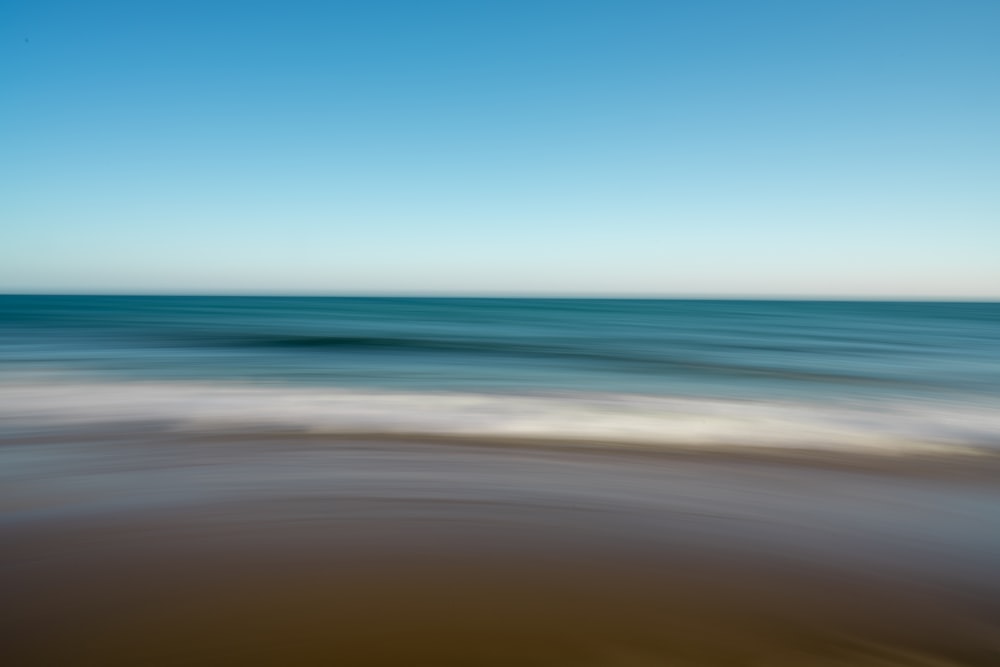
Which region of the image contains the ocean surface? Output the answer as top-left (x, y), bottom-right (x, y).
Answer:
top-left (2, 295), bottom-right (999, 454)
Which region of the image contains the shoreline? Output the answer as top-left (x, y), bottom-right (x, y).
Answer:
top-left (4, 426), bottom-right (1000, 481)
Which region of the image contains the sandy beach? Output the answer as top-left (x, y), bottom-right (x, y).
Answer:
top-left (4, 432), bottom-right (999, 666)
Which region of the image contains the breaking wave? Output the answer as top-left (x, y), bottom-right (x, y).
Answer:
top-left (2, 378), bottom-right (998, 455)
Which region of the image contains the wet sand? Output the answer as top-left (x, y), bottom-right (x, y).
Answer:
top-left (3, 432), bottom-right (1000, 666)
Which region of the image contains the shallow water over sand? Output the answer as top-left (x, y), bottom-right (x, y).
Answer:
top-left (4, 433), bottom-right (999, 666)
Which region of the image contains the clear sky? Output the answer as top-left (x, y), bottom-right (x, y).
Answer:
top-left (3, 0), bottom-right (998, 297)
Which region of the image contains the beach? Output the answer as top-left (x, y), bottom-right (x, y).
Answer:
top-left (4, 431), bottom-right (1000, 666)
top-left (2, 296), bottom-right (999, 665)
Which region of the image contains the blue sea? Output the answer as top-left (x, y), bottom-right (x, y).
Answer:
top-left (2, 295), bottom-right (998, 454)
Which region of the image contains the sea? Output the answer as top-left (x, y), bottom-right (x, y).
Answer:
top-left (5, 296), bottom-right (1000, 666)
top-left (2, 295), bottom-right (998, 454)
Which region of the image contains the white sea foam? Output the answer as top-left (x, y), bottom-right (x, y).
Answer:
top-left (1, 378), bottom-right (998, 455)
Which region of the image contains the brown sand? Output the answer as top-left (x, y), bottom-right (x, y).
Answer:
top-left (3, 433), bottom-right (1000, 665)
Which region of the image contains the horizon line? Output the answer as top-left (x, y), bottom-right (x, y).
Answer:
top-left (1, 291), bottom-right (997, 303)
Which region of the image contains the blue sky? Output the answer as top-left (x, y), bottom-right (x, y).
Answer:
top-left (3, 0), bottom-right (998, 297)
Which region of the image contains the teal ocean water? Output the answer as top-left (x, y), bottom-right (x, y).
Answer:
top-left (2, 296), bottom-right (999, 454)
